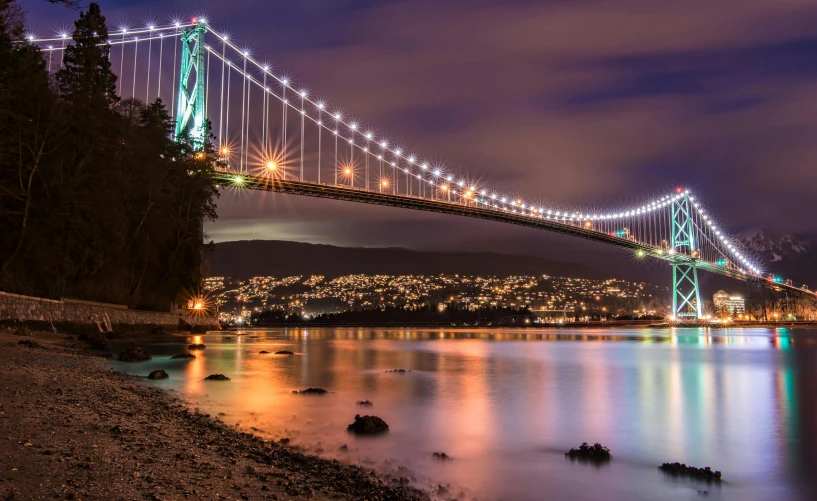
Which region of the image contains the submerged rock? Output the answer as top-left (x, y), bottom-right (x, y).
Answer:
top-left (565, 442), bottom-right (612, 461)
top-left (147, 370), bottom-right (168, 380)
top-left (170, 353), bottom-right (196, 359)
top-left (293, 388), bottom-right (329, 395)
top-left (347, 414), bottom-right (389, 435)
top-left (117, 347), bottom-right (151, 362)
top-left (204, 374), bottom-right (231, 381)
top-left (274, 350), bottom-right (295, 355)
top-left (385, 369), bottom-right (412, 373)
top-left (356, 400), bottom-right (374, 406)
top-left (432, 452), bottom-right (452, 461)
top-left (659, 462), bottom-right (722, 481)
top-left (222, 336), bottom-right (233, 340)
top-left (187, 343), bottom-right (206, 350)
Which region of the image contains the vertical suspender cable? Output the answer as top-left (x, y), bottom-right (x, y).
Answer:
top-left (261, 72), bottom-right (267, 155)
top-left (171, 29), bottom-right (178, 121)
top-left (240, 56), bottom-right (246, 171)
top-left (226, 64), bottom-right (231, 154)
top-left (132, 38), bottom-right (138, 99)
top-left (157, 34), bottom-right (163, 101)
top-left (300, 96), bottom-right (304, 181)
top-left (219, 41), bottom-right (225, 146)
top-left (282, 86), bottom-right (287, 175)
top-left (244, 73), bottom-right (251, 173)
top-left (118, 32), bottom-right (125, 95)
top-left (146, 32), bottom-right (152, 102)
top-left (205, 49), bottom-right (210, 128)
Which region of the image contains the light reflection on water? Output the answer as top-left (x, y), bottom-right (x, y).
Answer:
top-left (110, 328), bottom-right (817, 501)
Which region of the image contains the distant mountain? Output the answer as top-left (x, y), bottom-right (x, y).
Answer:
top-left (740, 231), bottom-right (817, 288)
top-left (206, 240), bottom-right (603, 279)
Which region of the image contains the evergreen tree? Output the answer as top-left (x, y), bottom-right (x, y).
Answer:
top-left (56, 2), bottom-right (116, 107)
top-left (0, 1), bottom-right (218, 310)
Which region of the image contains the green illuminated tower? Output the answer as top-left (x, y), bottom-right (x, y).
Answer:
top-left (670, 192), bottom-right (702, 319)
top-left (174, 21), bottom-right (207, 149)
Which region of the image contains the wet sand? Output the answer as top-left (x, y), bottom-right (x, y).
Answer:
top-left (0, 328), bottom-right (428, 500)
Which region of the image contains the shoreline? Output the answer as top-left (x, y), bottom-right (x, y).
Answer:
top-left (246, 321), bottom-right (817, 329)
top-left (0, 328), bottom-right (428, 500)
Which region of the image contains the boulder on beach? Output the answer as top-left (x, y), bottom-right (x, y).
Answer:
top-left (117, 347), bottom-right (151, 362)
top-left (356, 400), bottom-right (374, 406)
top-left (190, 325), bottom-right (208, 334)
top-left (293, 388), bottom-right (329, 395)
top-left (17, 339), bottom-right (42, 349)
top-left (274, 350), bottom-right (295, 355)
top-left (565, 442), bottom-right (612, 461)
top-left (204, 374), bottom-right (230, 381)
top-left (82, 332), bottom-right (110, 350)
top-left (13, 326), bottom-right (32, 336)
top-left (659, 462), bottom-right (722, 481)
top-left (170, 353), bottom-right (196, 359)
top-left (347, 414), bottom-right (389, 435)
top-left (147, 370), bottom-right (168, 380)
top-left (187, 343), bottom-right (206, 350)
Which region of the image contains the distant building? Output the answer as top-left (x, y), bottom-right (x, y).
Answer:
top-left (713, 290), bottom-right (745, 315)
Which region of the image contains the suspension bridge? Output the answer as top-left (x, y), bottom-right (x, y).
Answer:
top-left (26, 18), bottom-right (815, 320)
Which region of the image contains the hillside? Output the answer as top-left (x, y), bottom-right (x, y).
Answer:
top-left (206, 240), bottom-right (603, 279)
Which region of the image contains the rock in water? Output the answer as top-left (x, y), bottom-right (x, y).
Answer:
top-left (385, 369), bottom-right (411, 373)
top-left (190, 325), bottom-right (208, 334)
top-left (204, 374), bottom-right (230, 381)
top-left (274, 350), bottom-right (294, 355)
top-left (356, 400), bottom-right (374, 406)
top-left (147, 370), bottom-right (168, 380)
top-left (187, 343), bottom-right (206, 350)
top-left (659, 462), bottom-right (722, 481)
top-left (565, 442), bottom-right (612, 461)
top-left (17, 339), bottom-right (42, 348)
top-left (117, 347), bottom-right (151, 362)
top-left (432, 452), bottom-right (452, 460)
top-left (170, 353), bottom-right (196, 359)
top-left (294, 388), bottom-right (329, 395)
top-left (259, 350), bottom-right (270, 354)
top-left (347, 414), bottom-right (389, 435)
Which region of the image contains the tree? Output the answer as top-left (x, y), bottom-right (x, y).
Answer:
top-left (0, 2), bottom-right (218, 310)
top-left (56, 3), bottom-right (117, 108)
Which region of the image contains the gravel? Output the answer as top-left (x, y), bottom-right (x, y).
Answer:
top-left (0, 328), bottom-right (429, 500)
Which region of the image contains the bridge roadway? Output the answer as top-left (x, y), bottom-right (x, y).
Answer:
top-left (215, 172), bottom-right (814, 298)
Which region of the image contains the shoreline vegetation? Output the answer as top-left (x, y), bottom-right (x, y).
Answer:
top-left (0, 328), bottom-right (429, 500)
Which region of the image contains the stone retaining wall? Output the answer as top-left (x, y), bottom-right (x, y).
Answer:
top-left (0, 291), bottom-right (218, 330)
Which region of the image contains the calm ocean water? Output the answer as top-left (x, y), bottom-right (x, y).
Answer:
top-left (111, 327), bottom-right (817, 501)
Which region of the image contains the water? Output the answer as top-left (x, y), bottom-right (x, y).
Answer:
top-left (110, 328), bottom-right (817, 501)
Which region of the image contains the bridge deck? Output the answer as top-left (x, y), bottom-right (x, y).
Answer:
top-left (214, 172), bottom-right (813, 298)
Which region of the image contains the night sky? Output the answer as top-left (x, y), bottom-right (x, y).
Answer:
top-left (25, 0), bottom-right (817, 269)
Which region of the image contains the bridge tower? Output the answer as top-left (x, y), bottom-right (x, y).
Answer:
top-left (670, 192), bottom-right (702, 320)
top-left (174, 20), bottom-right (208, 150)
